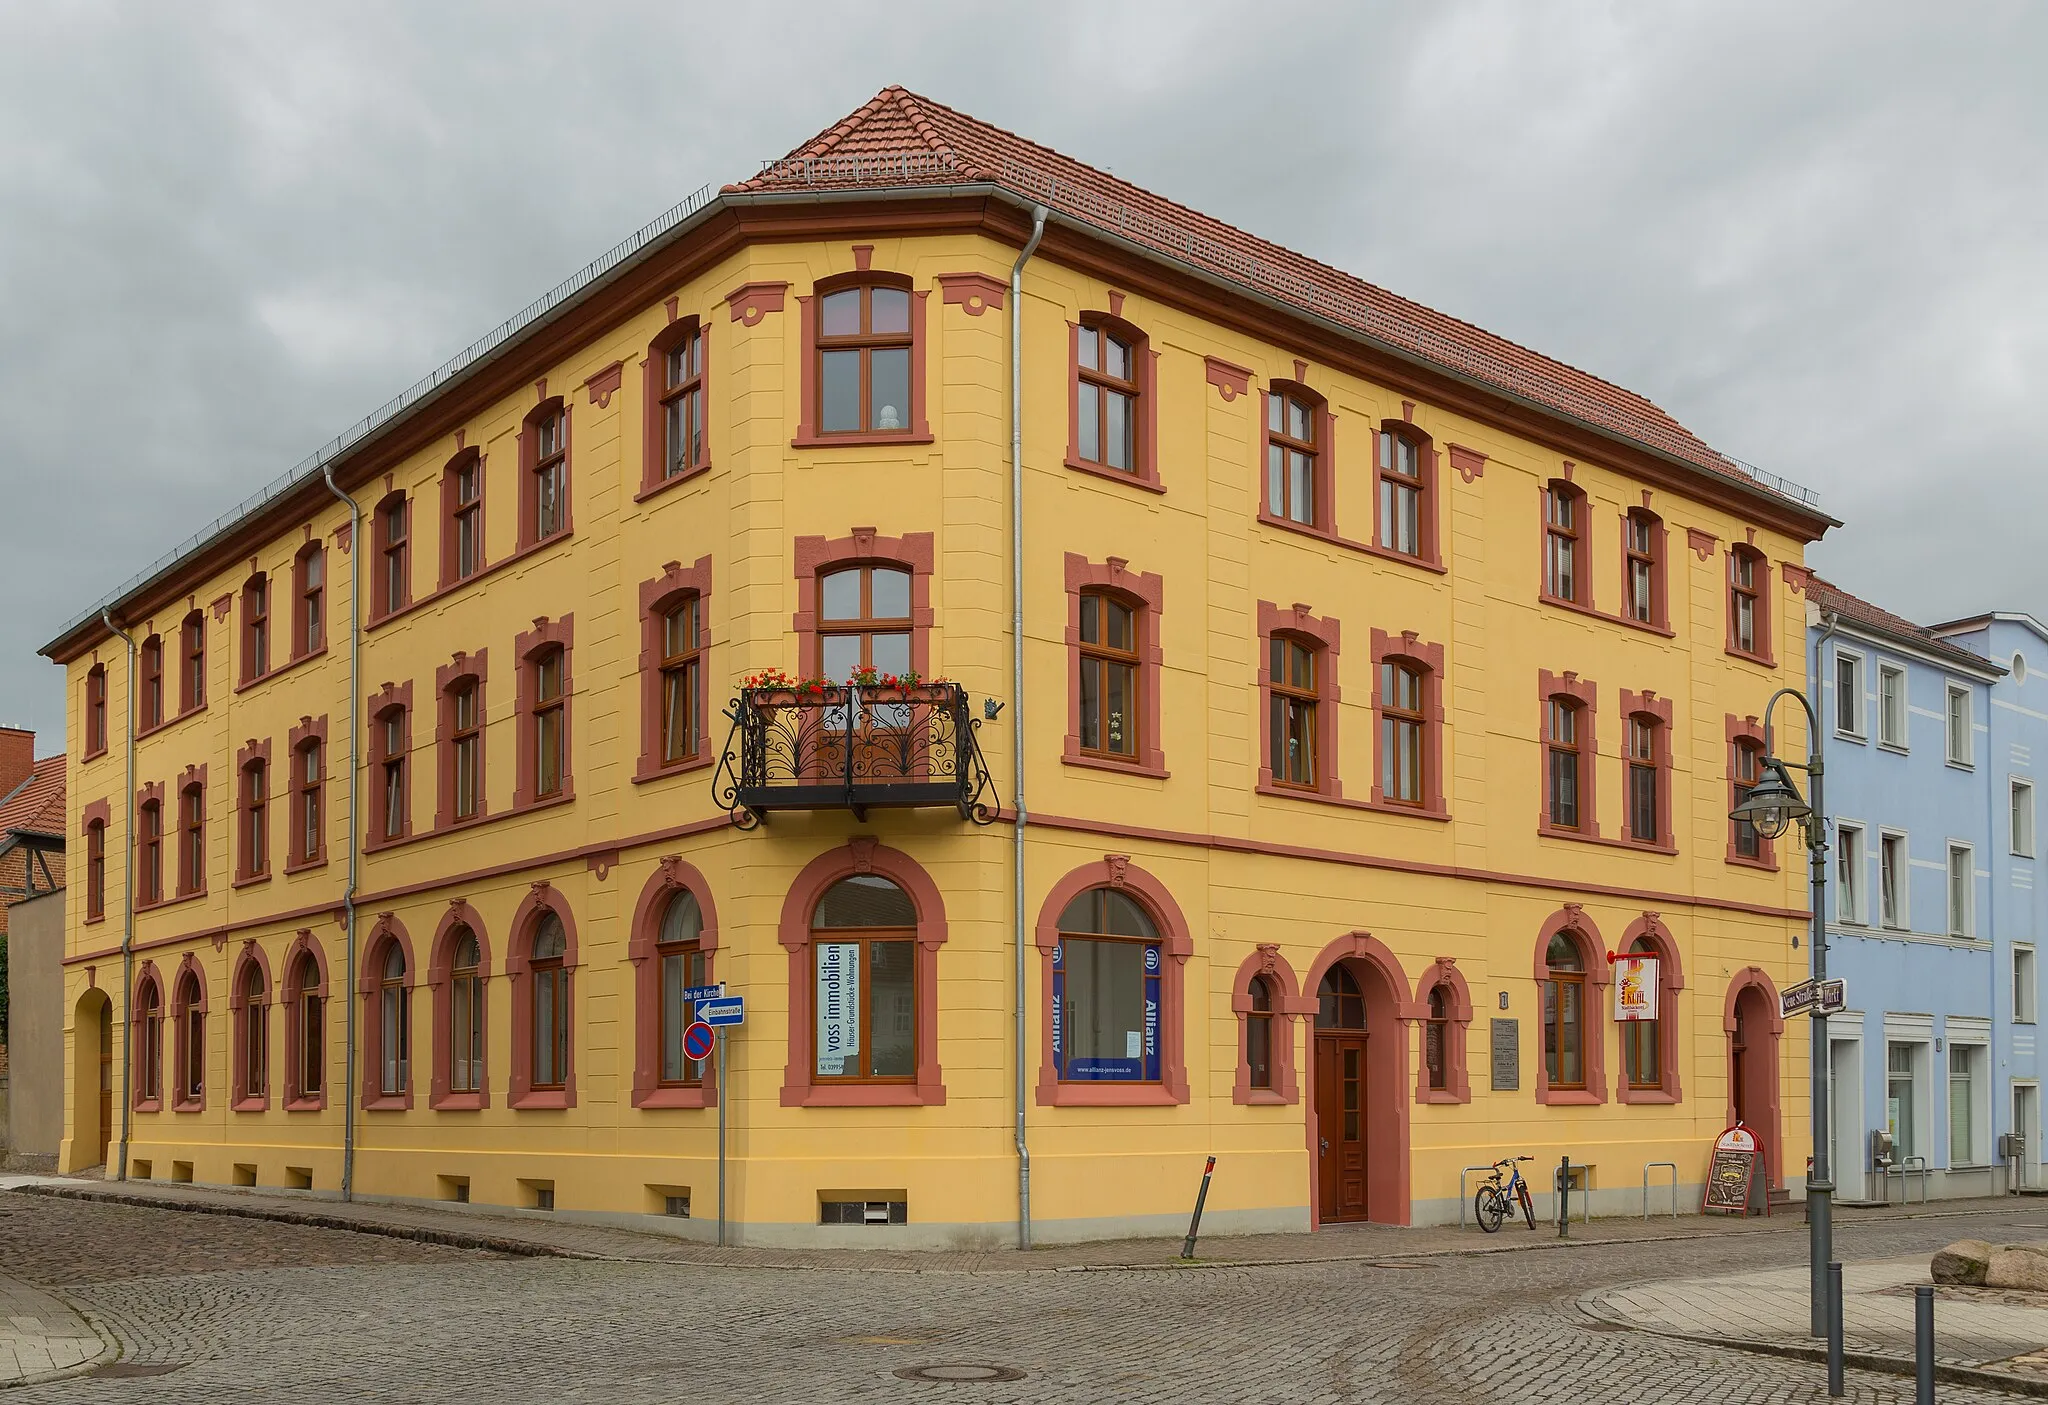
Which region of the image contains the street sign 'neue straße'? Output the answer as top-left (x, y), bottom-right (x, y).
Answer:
top-left (1780, 978), bottom-right (1846, 1018)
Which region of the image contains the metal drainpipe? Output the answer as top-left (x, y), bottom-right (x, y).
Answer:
top-left (320, 465), bottom-right (362, 1201)
top-left (1011, 204), bottom-right (1048, 1251)
top-left (101, 610), bottom-right (136, 1182)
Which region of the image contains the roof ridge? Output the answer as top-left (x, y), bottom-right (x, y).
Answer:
top-left (888, 88), bottom-right (1682, 424)
top-left (887, 87), bottom-right (977, 178)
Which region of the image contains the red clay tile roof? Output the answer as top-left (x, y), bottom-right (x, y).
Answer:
top-left (740, 87), bottom-right (1818, 515)
top-left (1807, 576), bottom-right (2000, 674)
top-left (0, 755), bottom-right (65, 839)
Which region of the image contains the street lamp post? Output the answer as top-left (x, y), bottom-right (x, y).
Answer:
top-left (1729, 687), bottom-right (1830, 1338)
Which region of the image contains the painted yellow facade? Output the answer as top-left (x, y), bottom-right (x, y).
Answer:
top-left (44, 99), bottom-right (1830, 1247)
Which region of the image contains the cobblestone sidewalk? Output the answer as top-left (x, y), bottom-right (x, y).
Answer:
top-left (1585, 1254), bottom-right (2048, 1393)
top-left (0, 1271), bottom-right (107, 1386)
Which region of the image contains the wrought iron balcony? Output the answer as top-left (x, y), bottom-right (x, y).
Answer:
top-left (711, 682), bottom-right (999, 827)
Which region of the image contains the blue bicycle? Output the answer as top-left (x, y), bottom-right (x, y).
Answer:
top-left (1474, 1156), bottom-right (1537, 1232)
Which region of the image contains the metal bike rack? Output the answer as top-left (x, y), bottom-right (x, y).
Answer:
top-left (1887, 1155), bottom-right (1930, 1204)
top-left (1642, 1161), bottom-right (1679, 1219)
top-left (1459, 1165), bottom-right (1497, 1228)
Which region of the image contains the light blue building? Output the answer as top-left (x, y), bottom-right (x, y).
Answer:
top-left (1812, 580), bottom-right (2047, 1201)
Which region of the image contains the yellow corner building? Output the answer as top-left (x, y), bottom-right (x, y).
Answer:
top-left (39, 88), bottom-right (1834, 1247)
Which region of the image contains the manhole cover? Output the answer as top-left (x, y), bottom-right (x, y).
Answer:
top-left (95, 1363), bottom-right (187, 1377)
top-left (894, 1364), bottom-right (1027, 1383)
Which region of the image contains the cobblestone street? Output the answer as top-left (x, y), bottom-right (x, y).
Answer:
top-left (7, 1192), bottom-right (2048, 1402)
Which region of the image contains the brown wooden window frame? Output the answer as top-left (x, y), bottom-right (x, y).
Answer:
top-left (1538, 670), bottom-right (1601, 841)
top-left (282, 941), bottom-right (327, 1111)
top-left (375, 491), bottom-right (410, 620)
top-left (181, 610), bottom-right (207, 711)
top-left (635, 558), bottom-right (714, 782)
top-left (137, 792), bottom-right (163, 906)
top-left (660, 597), bottom-right (702, 767)
top-left (1623, 507), bottom-right (1666, 630)
top-left (1614, 918), bottom-right (1684, 1104)
top-left (241, 574), bottom-right (269, 684)
top-left (1065, 311), bottom-right (1161, 491)
top-left (433, 651), bottom-right (488, 832)
top-left (85, 816), bottom-right (106, 921)
top-left (172, 966), bottom-right (205, 1111)
top-left (1543, 480), bottom-right (1585, 606)
top-left (1076, 587), bottom-right (1142, 765)
top-left (524, 401), bottom-right (570, 547)
top-left (293, 543), bottom-right (325, 659)
top-left (84, 663), bottom-right (108, 758)
top-left (1263, 384), bottom-right (1324, 529)
top-left (795, 271), bottom-right (932, 447)
top-left (365, 684), bottom-right (413, 849)
top-left (237, 751), bottom-right (269, 883)
top-left (449, 680), bottom-right (482, 822)
top-left (1245, 974), bottom-right (1276, 1092)
top-left (133, 969), bottom-right (163, 1110)
top-left (1376, 428), bottom-right (1430, 560)
top-left (139, 635), bottom-right (164, 731)
top-left (513, 616), bottom-right (574, 811)
top-left (1268, 634), bottom-right (1319, 790)
top-left (231, 950), bottom-right (269, 1111)
top-left (1727, 544), bottom-right (1774, 664)
top-left (1062, 554), bottom-right (1167, 779)
top-left (646, 318), bottom-right (708, 491)
top-left (176, 774), bottom-right (206, 898)
top-left (1726, 715), bottom-right (1777, 869)
top-left (1379, 660), bottom-right (1427, 808)
top-left (1547, 700), bottom-right (1586, 833)
top-left (286, 718), bottom-right (328, 873)
top-left (440, 447), bottom-right (486, 590)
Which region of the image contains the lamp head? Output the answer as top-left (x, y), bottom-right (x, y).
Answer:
top-left (1730, 757), bottom-right (1810, 841)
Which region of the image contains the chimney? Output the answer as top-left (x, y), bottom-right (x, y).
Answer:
top-left (0, 726), bottom-right (35, 800)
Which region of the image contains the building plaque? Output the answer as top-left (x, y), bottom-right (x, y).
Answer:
top-left (1490, 1018), bottom-right (1520, 1092)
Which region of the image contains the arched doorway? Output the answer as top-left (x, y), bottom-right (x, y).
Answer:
top-left (1305, 941), bottom-right (1411, 1225)
top-left (68, 989), bottom-right (113, 1170)
top-left (1727, 973), bottom-right (1784, 1189)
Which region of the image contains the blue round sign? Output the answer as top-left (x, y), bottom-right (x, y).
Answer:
top-left (683, 1020), bottom-right (716, 1062)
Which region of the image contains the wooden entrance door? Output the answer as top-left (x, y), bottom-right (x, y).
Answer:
top-left (97, 1004), bottom-right (113, 1165)
top-left (1315, 1032), bottom-right (1370, 1221)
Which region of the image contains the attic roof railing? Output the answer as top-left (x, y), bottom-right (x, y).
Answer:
top-left (759, 148), bottom-right (1821, 512)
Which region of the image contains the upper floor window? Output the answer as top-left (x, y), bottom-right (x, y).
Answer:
top-left (85, 664), bottom-right (107, 757)
top-left (533, 650), bottom-right (566, 800)
top-left (1077, 324), bottom-right (1137, 473)
top-left (1836, 822), bottom-right (1868, 924)
top-left (2015, 778), bottom-right (2036, 858)
top-left (1946, 683), bottom-right (1973, 765)
top-left (1380, 661), bottom-right (1427, 807)
top-left (1879, 663), bottom-right (1908, 747)
top-left (140, 635), bottom-right (164, 729)
top-left (1835, 650), bottom-right (1865, 737)
top-left (817, 565), bottom-right (911, 682)
top-left (1377, 430), bottom-right (1424, 557)
top-left (294, 544), bottom-right (325, 657)
top-left (1546, 699), bottom-right (1583, 831)
top-left (1543, 483), bottom-right (1582, 604)
top-left (86, 817), bottom-right (106, 920)
top-left (450, 680), bottom-right (482, 821)
top-left (293, 738), bottom-right (324, 867)
top-left (181, 610), bottom-right (206, 711)
top-left (1728, 546), bottom-right (1769, 659)
top-left (378, 708), bottom-right (408, 841)
top-left (439, 449), bottom-right (486, 588)
top-left (1624, 509), bottom-right (1662, 626)
top-left (1265, 389), bottom-right (1319, 527)
top-left (377, 494), bottom-right (409, 618)
top-left (530, 406), bottom-right (568, 542)
top-left (240, 756), bottom-right (268, 880)
top-left (1625, 715), bottom-right (1662, 846)
top-left (177, 777), bottom-right (205, 896)
top-left (661, 596), bottom-right (702, 766)
top-left (1269, 636), bottom-right (1318, 788)
top-left (818, 283), bottom-right (912, 435)
top-left (1078, 589), bottom-right (1139, 762)
top-left (1880, 830), bottom-right (1907, 928)
top-left (1732, 737), bottom-right (1765, 861)
top-left (242, 573), bottom-right (270, 681)
top-left (662, 324), bottom-right (706, 480)
top-left (1948, 842), bottom-right (1975, 937)
top-left (138, 796), bottom-right (163, 904)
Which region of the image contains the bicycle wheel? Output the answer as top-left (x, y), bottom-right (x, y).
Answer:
top-left (1517, 1183), bottom-right (1536, 1230)
top-left (1474, 1184), bottom-right (1507, 1233)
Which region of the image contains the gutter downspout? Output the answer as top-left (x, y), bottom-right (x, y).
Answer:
top-left (320, 466), bottom-right (362, 1201)
top-left (1012, 204), bottom-right (1048, 1251)
top-left (101, 610), bottom-right (136, 1182)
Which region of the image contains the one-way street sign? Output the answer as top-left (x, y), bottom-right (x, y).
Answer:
top-left (699, 995), bottom-right (746, 1027)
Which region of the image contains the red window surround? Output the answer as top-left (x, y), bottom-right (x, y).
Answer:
top-left (135, 781), bottom-right (165, 908)
top-left (234, 737), bottom-right (271, 887)
top-left (512, 615), bottom-right (574, 811)
top-left (138, 634), bottom-right (164, 732)
top-left (640, 313), bottom-right (711, 498)
top-left (518, 396), bottom-right (574, 549)
top-left (629, 856), bottom-right (723, 1109)
top-left (229, 940), bottom-right (272, 1112)
top-left (1614, 913), bottom-right (1685, 1105)
top-left (81, 798), bottom-right (110, 923)
top-left (1620, 688), bottom-right (1678, 853)
top-left (1726, 713), bottom-right (1779, 869)
top-left (359, 914), bottom-right (416, 1111)
top-left (1540, 475), bottom-right (1588, 608)
top-left (438, 446), bottom-right (487, 590)
top-left (1727, 542), bottom-right (1775, 665)
top-left (1370, 628), bottom-right (1450, 818)
top-left (1258, 379), bottom-right (1336, 537)
top-left (285, 714), bottom-right (328, 873)
top-left (132, 962), bottom-right (164, 1112)
top-left (1374, 420), bottom-right (1443, 568)
top-left (180, 609), bottom-right (207, 712)
top-left (1230, 945), bottom-right (1312, 1105)
top-left (365, 681), bottom-right (413, 850)
top-left (793, 268), bottom-right (933, 447)
top-left (1256, 601), bottom-right (1344, 805)
top-left (1538, 669), bottom-right (1601, 841)
top-left (777, 839), bottom-right (947, 1107)
top-left (1412, 957), bottom-right (1473, 1104)
top-left (635, 556), bottom-right (714, 781)
top-left (1033, 855), bottom-right (1192, 1107)
top-left (433, 649), bottom-right (490, 831)
top-left (281, 929), bottom-right (329, 1112)
top-left (1533, 907), bottom-right (1609, 1106)
top-left (428, 901), bottom-right (492, 1111)
top-left (1062, 553), bottom-right (1167, 779)
top-left (175, 764), bottom-right (207, 899)
top-left (169, 953), bottom-right (208, 1113)
top-left (293, 542), bottom-right (326, 660)
top-left (84, 662), bottom-right (108, 759)
top-left (792, 530), bottom-right (934, 677)
top-left (1065, 309), bottom-right (1162, 492)
top-left (507, 883), bottom-right (578, 1110)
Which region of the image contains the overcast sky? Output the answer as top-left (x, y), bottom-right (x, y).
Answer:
top-left (5, 1), bottom-right (2044, 748)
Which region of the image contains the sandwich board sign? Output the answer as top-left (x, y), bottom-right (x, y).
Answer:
top-left (1702, 1123), bottom-right (1762, 1216)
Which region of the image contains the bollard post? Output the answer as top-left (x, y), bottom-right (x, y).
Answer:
top-left (1915, 1284), bottom-right (1934, 1405)
top-left (1826, 1262), bottom-right (1844, 1397)
top-left (1180, 1155), bottom-right (1217, 1260)
top-left (1558, 1155), bottom-right (1570, 1239)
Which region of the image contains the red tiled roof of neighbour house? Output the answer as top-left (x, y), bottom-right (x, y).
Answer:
top-left (0, 754), bottom-right (65, 840)
top-left (738, 87), bottom-right (1822, 515)
top-left (1807, 577), bottom-right (2003, 675)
